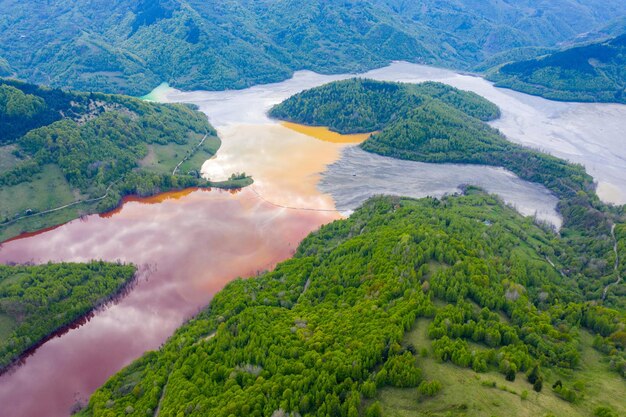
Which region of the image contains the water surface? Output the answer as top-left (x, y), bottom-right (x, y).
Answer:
top-left (2, 61), bottom-right (623, 416)
top-left (0, 189), bottom-right (339, 416)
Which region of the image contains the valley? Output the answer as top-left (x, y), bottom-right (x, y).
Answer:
top-left (2, 2), bottom-right (626, 417)
top-left (0, 62), bottom-right (625, 417)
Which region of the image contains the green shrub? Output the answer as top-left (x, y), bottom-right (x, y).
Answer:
top-left (361, 380), bottom-right (377, 399)
top-left (594, 406), bottom-right (618, 417)
top-left (417, 380), bottom-right (443, 397)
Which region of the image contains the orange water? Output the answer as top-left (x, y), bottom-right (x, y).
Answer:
top-left (280, 121), bottom-right (373, 144)
top-left (201, 124), bottom-right (360, 210)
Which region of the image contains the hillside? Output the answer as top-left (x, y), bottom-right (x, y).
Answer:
top-left (77, 193), bottom-right (626, 417)
top-left (0, 261), bottom-right (136, 371)
top-left (270, 79), bottom-right (626, 310)
top-left (1, 0), bottom-right (625, 95)
top-left (269, 79), bottom-right (500, 133)
top-left (270, 79), bottom-right (594, 223)
top-left (486, 34), bottom-right (626, 103)
top-left (0, 79), bottom-right (251, 241)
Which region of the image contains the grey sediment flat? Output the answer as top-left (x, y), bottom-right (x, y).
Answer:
top-left (156, 61), bottom-right (626, 225)
top-left (319, 146), bottom-right (562, 228)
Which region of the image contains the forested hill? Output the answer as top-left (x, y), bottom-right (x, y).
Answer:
top-left (0, 79), bottom-right (250, 241)
top-left (269, 79), bottom-right (501, 133)
top-left (270, 79), bottom-right (626, 310)
top-left (269, 78), bottom-right (593, 219)
top-left (78, 194), bottom-right (626, 417)
top-left (1, 0), bottom-right (626, 95)
top-left (486, 34), bottom-right (626, 103)
top-left (0, 261), bottom-right (136, 371)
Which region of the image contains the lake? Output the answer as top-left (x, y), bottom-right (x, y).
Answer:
top-left (2, 62), bottom-right (624, 416)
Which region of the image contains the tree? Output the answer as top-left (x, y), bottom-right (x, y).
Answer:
top-left (361, 381), bottom-right (376, 399)
top-left (366, 402), bottom-right (382, 417)
top-left (417, 380), bottom-right (443, 397)
top-left (505, 367), bottom-right (516, 382)
top-left (527, 364), bottom-right (541, 384)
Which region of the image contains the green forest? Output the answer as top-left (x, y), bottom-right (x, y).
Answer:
top-left (77, 193), bottom-right (626, 417)
top-left (0, 261), bottom-right (136, 370)
top-left (271, 79), bottom-right (602, 224)
top-left (1, 0), bottom-right (624, 95)
top-left (272, 79), bottom-right (626, 312)
top-left (269, 79), bottom-right (501, 133)
top-left (0, 79), bottom-right (251, 241)
top-left (1, 3), bottom-right (626, 416)
top-left (486, 34), bottom-right (626, 103)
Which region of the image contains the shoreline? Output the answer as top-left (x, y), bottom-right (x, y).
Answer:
top-left (0, 178), bottom-right (252, 244)
top-left (0, 268), bottom-right (141, 376)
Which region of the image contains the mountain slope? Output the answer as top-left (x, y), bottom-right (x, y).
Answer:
top-left (77, 194), bottom-right (626, 417)
top-left (1, 0), bottom-right (625, 95)
top-left (486, 34), bottom-right (626, 103)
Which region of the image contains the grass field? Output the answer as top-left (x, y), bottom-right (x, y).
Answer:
top-left (0, 145), bottom-right (22, 172)
top-left (140, 133), bottom-right (221, 176)
top-left (0, 203), bottom-right (95, 243)
top-left (376, 319), bottom-right (626, 417)
top-left (0, 164), bottom-right (80, 222)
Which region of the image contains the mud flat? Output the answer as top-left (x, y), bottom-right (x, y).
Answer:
top-left (320, 146), bottom-right (562, 228)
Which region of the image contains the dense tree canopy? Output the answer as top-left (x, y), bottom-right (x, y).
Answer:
top-left (0, 261), bottom-right (136, 370)
top-left (77, 193), bottom-right (626, 417)
top-left (487, 34), bottom-right (626, 103)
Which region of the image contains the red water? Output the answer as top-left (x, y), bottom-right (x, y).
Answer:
top-left (0, 187), bottom-right (339, 417)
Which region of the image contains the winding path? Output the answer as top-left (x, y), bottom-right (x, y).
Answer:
top-left (0, 181), bottom-right (117, 229)
top-left (544, 255), bottom-right (567, 278)
top-left (172, 132), bottom-right (210, 175)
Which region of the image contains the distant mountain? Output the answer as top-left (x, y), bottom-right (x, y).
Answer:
top-left (1, 0), bottom-right (625, 95)
top-left (486, 34), bottom-right (626, 103)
